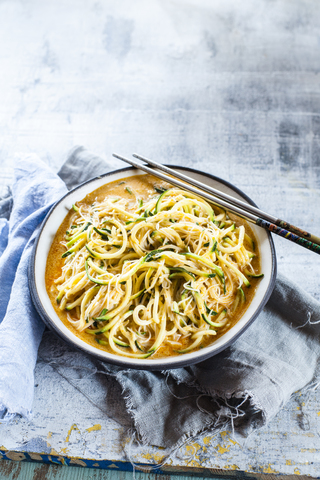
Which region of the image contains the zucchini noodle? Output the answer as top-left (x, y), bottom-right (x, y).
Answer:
top-left (52, 181), bottom-right (263, 359)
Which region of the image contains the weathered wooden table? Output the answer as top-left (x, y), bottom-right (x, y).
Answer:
top-left (1, 0), bottom-right (320, 478)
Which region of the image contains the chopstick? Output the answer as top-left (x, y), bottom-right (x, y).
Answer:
top-left (112, 153), bottom-right (320, 255)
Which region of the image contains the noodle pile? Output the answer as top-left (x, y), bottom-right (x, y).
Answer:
top-left (53, 185), bottom-right (262, 358)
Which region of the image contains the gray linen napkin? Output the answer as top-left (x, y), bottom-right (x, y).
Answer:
top-left (1, 146), bottom-right (320, 451)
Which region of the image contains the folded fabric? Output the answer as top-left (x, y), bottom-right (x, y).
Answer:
top-left (1, 147), bottom-right (319, 452)
top-left (0, 187), bottom-right (12, 256)
top-left (0, 155), bottom-right (67, 419)
top-left (0, 219), bottom-right (9, 257)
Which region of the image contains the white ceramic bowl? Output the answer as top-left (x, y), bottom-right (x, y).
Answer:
top-left (29, 166), bottom-right (277, 370)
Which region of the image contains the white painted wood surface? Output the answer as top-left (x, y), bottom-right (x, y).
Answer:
top-left (0, 0), bottom-right (320, 476)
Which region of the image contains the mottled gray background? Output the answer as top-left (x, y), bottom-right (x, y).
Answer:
top-left (1, 0), bottom-right (319, 301)
top-left (1, 0), bottom-right (320, 475)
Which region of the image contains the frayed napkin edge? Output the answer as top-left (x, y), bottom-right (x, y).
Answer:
top-left (0, 402), bottom-right (32, 424)
top-left (164, 370), bottom-right (267, 433)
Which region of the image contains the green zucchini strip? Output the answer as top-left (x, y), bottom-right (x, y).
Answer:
top-left (217, 256), bottom-right (250, 287)
top-left (176, 336), bottom-right (203, 354)
top-left (95, 277), bottom-right (132, 322)
top-left (244, 268), bottom-right (264, 278)
top-left (62, 237), bottom-right (87, 258)
top-left (66, 223), bottom-right (91, 247)
top-left (181, 252), bottom-right (224, 278)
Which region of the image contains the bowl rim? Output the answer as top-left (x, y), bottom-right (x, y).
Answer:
top-left (29, 165), bottom-right (277, 370)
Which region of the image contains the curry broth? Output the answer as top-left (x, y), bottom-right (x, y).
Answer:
top-left (45, 174), bottom-right (261, 359)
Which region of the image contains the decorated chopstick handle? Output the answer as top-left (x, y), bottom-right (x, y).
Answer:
top-left (256, 218), bottom-right (320, 255)
top-left (276, 219), bottom-right (320, 246)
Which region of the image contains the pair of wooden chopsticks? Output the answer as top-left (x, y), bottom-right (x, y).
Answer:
top-left (112, 153), bottom-right (320, 255)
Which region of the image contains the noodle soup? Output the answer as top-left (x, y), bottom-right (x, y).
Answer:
top-left (46, 174), bottom-right (263, 359)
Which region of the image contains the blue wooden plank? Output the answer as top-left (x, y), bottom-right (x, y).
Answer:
top-left (1, 450), bottom-right (252, 478)
top-left (0, 458), bottom-right (295, 480)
